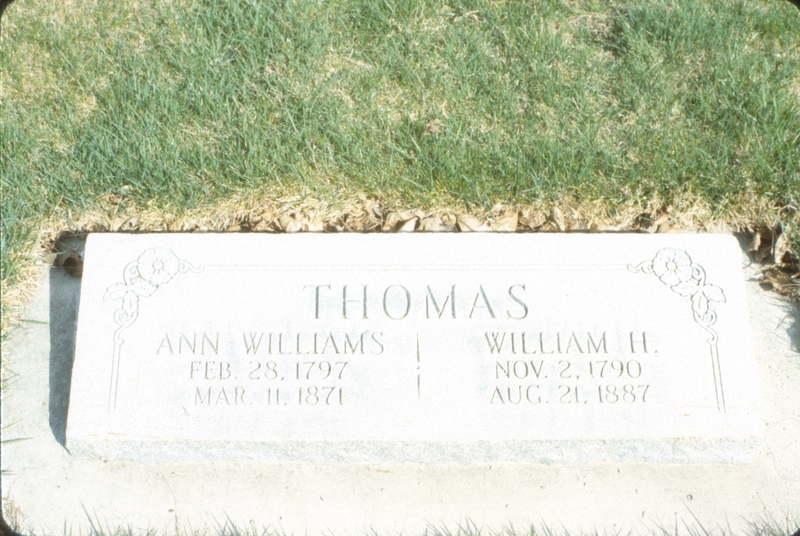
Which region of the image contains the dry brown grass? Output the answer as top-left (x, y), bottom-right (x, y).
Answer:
top-left (2, 192), bottom-right (795, 339)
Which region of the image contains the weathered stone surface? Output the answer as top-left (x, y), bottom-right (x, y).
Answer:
top-left (66, 233), bottom-right (763, 463)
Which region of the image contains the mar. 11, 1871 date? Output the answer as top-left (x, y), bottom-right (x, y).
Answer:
top-left (263, 386), bottom-right (345, 406)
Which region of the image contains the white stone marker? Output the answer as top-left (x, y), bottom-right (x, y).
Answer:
top-left (67, 233), bottom-right (763, 463)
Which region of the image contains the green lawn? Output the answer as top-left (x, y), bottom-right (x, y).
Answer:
top-left (2, 0), bottom-right (799, 331)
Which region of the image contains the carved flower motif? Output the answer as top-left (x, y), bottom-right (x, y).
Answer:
top-left (137, 248), bottom-right (179, 286)
top-left (651, 248), bottom-right (692, 287)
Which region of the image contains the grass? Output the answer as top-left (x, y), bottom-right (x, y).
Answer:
top-left (2, 0), bottom-right (799, 331)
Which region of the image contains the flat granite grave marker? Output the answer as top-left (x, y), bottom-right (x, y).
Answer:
top-left (66, 233), bottom-right (763, 463)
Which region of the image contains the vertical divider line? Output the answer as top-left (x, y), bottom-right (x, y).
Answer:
top-left (416, 333), bottom-right (421, 401)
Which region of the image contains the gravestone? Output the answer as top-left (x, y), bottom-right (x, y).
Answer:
top-left (66, 233), bottom-right (763, 463)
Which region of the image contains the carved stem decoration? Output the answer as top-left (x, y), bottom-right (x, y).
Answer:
top-left (628, 248), bottom-right (727, 412)
top-left (104, 248), bottom-right (201, 412)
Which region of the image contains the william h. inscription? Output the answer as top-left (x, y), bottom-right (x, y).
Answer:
top-left (67, 234), bottom-right (762, 464)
